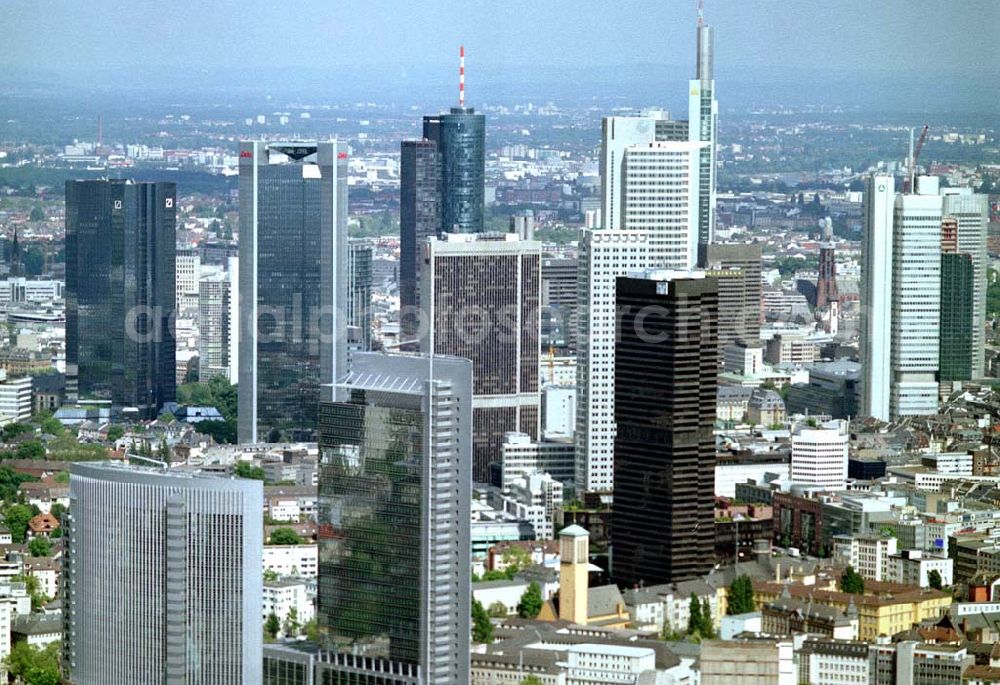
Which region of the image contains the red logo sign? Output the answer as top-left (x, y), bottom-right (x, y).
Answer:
top-left (337, 152), bottom-right (348, 159)
top-left (239, 150), bottom-right (253, 158)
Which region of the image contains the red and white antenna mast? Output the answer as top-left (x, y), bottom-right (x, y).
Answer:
top-left (459, 45), bottom-right (465, 108)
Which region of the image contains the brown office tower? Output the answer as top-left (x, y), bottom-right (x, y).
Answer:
top-left (420, 233), bottom-right (541, 481)
top-left (612, 274), bottom-right (718, 586)
top-left (816, 245), bottom-right (839, 308)
top-left (703, 243), bottom-right (761, 348)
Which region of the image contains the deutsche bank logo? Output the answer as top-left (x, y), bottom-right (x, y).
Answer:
top-left (113, 200), bottom-right (122, 210)
top-left (165, 198), bottom-right (174, 208)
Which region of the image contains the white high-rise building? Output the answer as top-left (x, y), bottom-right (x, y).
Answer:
top-left (0, 371), bottom-right (32, 424)
top-left (575, 230), bottom-right (650, 493)
top-left (198, 258), bottom-right (239, 384)
top-left (861, 175), bottom-right (943, 421)
top-left (790, 419), bottom-right (849, 490)
top-left (175, 248), bottom-right (200, 313)
top-left (942, 190), bottom-right (988, 378)
top-left (689, 19), bottom-right (718, 249)
top-left (622, 141), bottom-right (704, 269)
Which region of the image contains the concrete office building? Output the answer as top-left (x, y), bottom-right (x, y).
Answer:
top-left (317, 352), bottom-right (472, 685)
top-left (575, 230), bottom-right (651, 493)
top-left (704, 243), bottom-right (762, 349)
top-left (63, 462), bottom-right (262, 684)
top-left (0, 372), bottom-right (33, 424)
top-left (198, 258), bottom-right (238, 384)
top-left (419, 233), bottom-right (540, 482)
top-left (612, 273), bottom-right (718, 586)
top-left (791, 420), bottom-right (850, 490)
top-left (237, 141), bottom-right (348, 443)
top-left (861, 175), bottom-right (942, 421)
top-left (65, 179), bottom-right (176, 418)
top-left (347, 239), bottom-right (373, 351)
top-left (176, 247), bottom-right (200, 313)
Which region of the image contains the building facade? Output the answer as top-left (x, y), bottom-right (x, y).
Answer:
top-left (399, 139), bottom-right (441, 347)
top-left (65, 179), bottom-right (176, 418)
top-left (419, 233), bottom-right (540, 482)
top-left (63, 463), bottom-right (262, 684)
top-left (942, 191), bottom-right (988, 378)
top-left (316, 353), bottom-right (472, 684)
top-left (790, 421), bottom-right (850, 490)
top-left (237, 141), bottom-right (348, 443)
top-left (423, 107), bottom-right (485, 234)
top-left (612, 274), bottom-right (718, 586)
top-left (198, 261), bottom-right (238, 384)
top-left (347, 239), bottom-right (373, 351)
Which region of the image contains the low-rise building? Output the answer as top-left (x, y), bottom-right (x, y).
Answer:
top-left (833, 532), bottom-right (898, 582)
top-left (262, 544), bottom-right (318, 579)
top-left (262, 579), bottom-right (314, 635)
top-left (889, 550), bottom-right (953, 589)
top-left (700, 638), bottom-right (795, 685)
top-left (11, 612), bottom-right (61, 648)
top-left (796, 638), bottom-right (870, 685)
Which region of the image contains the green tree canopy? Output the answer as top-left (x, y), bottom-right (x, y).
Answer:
top-left (3, 503), bottom-right (38, 543)
top-left (487, 601), bottom-right (508, 618)
top-left (472, 599), bottom-right (494, 644)
top-left (928, 569), bottom-right (943, 591)
top-left (687, 594), bottom-right (703, 637)
top-left (106, 425), bottom-right (125, 442)
top-left (15, 440), bottom-right (45, 460)
top-left (269, 527), bottom-right (302, 545)
top-left (28, 537), bottom-right (51, 557)
top-left (839, 565), bottom-right (865, 594)
top-left (4, 640), bottom-right (60, 685)
top-left (2, 422), bottom-right (33, 443)
top-left (264, 613), bottom-right (280, 641)
top-left (728, 575), bottom-right (756, 615)
top-left (517, 582), bottom-right (543, 619)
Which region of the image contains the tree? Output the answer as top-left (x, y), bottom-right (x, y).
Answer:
top-left (928, 569), bottom-right (943, 591)
top-left (3, 503), bottom-right (38, 543)
top-left (263, 569), bottom-right (278, 583)
top-left (4, 641), bottom-right (60, 685)
top-left (687, 594), bottom-right (703, 636)
top-left (517, 581), bottom-right (543, 619)
top-left (521, 677), bottom-right (544, 685)
top-left (839, 565), bottom-right (865, 594)
top-left (269, 527), bottom-right (302, 545)
top-left (728, 575), bottom-right (756, 615)
top-left (15, 440), bottom-right (45, 460)
top-left (303, 618), bottom-right (320, 643)
top-left (39, 417), bottom-right (63, 437)
top-left (503, 545), bottom-right (533, 574)
top-left (28, 206), bottom-right (44, 222)
top-left (264, 613), bottom-right (280, 641)
top-left (700, 597), bottom-right (715, 638)
top-left (283, 606), bottom-right (300, 637)
top-left (487, 601), bottom-right (508, 618)
top-left (28, 537), bottom-right (51, 557)
top-left (234, 460), bottom-right (265, 480)
top-left (106, 425), bottom-right (125, 442)
top-left (2, 422), bottom-right (32, 443)
top-left (471, 599), bottom-right (494, 644)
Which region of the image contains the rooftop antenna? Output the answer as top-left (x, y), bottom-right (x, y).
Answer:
top-left (698, 0), bottom-right (704, 26)
top-left (98, 114), bottom-right (103, 149)
top-left (459, 45), bottom-right (465, 108)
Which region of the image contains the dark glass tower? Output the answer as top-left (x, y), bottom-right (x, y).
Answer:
top-left (65, 179), bottom-right (176, 418)
top-left (317, 352), bottom-right (472, 684)
top-left (940, 218), bottom-right (973, 383)
top-left (237, 141), bottom-right (348, 443)
top-left (612, 274), bottom-right (718, 586)
top-left (423, 107), bottom-right (485, 234)
top-left (347, 239), bottom-right (373, 352)
top-left (399, 139), bottom-right (441, 347)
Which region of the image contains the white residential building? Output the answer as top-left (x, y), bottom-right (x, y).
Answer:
top-left (791, 420), bottom-right (849, 490)
top-left (0, 372), bottom-right (33, 424)
top-left (198, 259), bottom-right (238, 384)
top-left (541, 384), bottom-right (576, 437)
top-left (176, 248), bottom-right (200, 313)
top-left (262, 579), bottom-right (314, 634)
top-left (833, 533), bottom-right (898, 581)
top-left (505, 473), bottom-right (564, 540)
top-left (262, 544), bottom-right (318, 579)
top-left (575, 230), bottom-right (650, 492)
top-left (889, 550), bottom-right (953, 588)
top-left (500, 432), bottom-right (575, 493)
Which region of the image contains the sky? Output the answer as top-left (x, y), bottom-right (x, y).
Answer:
top-left (1, 0), bottom-right (997, 110)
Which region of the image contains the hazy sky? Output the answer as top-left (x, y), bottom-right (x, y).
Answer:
top-left (2, 0), bottom-right (995, 73)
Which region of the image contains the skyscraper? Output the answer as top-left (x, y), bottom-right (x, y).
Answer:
top-left (790, 420), bottom-right (850, 490)
top-left (575, 230), bottom-right (650, 493)
top-left (939, 218), bottom-right (974, 384)
top-left (419, 233), bottom-right (540, 482)
top-left (703, 243), bottom-right (762, 348)
top-left (690, 10), bottom-right (718, 252)
top-left (423, 106), bottom-right (485, 234)
top-left (611, 273), bottom-right (718, 586)
top-left (399, 139), bottom-right (441, 347)
top-left (198, 257), bottom-right (238, 384)
top-left (65, 179), bottom-right (176, 418)
top-left (316, 352), bottom-right (472, 685)
top-left (942, 191), bottom-right (988, 378)
top-left (347, 239), bottom-right (373, 352)
top-left (63, 462), bottom-right (262, 684)
top-left (861, 175), bottom-right (942, 422)
top-left (237, 141), bottom-right (348, 443)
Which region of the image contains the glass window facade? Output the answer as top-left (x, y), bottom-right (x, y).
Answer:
top-left (65, 179), bottom-right (176, 418)
top-left (423, 108), bottom-right (485, 235)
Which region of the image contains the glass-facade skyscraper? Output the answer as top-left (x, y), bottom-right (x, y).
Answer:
top-left (423, 107), bottom-right (485, 235)
top-left (316, 352), bottom-right (472, 685)
top-left (65, 179), bottom-right (176, 418)
top-left (399, 139), bottom-right (442, 347)
top-left (237, 141), bottom-right (348, 443)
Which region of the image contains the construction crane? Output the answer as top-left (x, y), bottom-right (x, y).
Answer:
top-left (904, 124), bottom-right (929, 193)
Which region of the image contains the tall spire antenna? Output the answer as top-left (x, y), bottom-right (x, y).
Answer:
top-left (459, 45), bottom-right (465, 108)
top-left (697, 0), bottom-right (704, 26)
